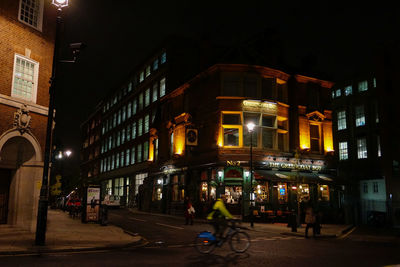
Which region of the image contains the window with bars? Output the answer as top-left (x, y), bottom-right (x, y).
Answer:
top-left (339, 142), bottom-right (348, 160)
top-left (357, 137), bottom-right (367, 159)
top-left (19, 0), bottom-right (43, 30)
top-left (355, 105), bottom-right (366, 127)
top-left (12, 55), bottom-right (38, 102)
top-left (337, 110), bottom-right (347, 130)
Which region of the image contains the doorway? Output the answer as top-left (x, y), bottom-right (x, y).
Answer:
top-left (0, 169), bottom-right (11, 224)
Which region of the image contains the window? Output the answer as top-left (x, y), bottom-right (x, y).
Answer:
top-left (310, 124), bottom-right (320, 153)
top-left (373, 77), bottom-right (377, 88)
top-left (355, 105), bottom-right (365, 127)
top-left (223, 75), bottom-right (242, 96)
top-left (117, 131), bottom-right (121, 147)
top-left (144, 141), bottom-right (149, 161)
top-left (121, 151), bottom-right (125, 167)
top-left (373, 182), bottom-right (378, 193)
top-left (145, 65), bottom-right (151, 77)
top-left (363, 183), bottom-right (368, 193)
top-left (111, 154), bottom-right (115, 170)
top-left (152, 82), bottom-right (158, 102)
top-left (244, 76), bottom-right (258, 98)
top-left (135, 173), bottom-right (147, 195)
top-left (117, 110), bottom-right (121, 125)
top-left (127, 102), bottom-right (132, 118)
top-left (377, 136), bottom-right (381, 157)
top-left (331, 90), bottom-right (335, 99)
top-left (144, 114), bottom-right (149, 133)
top-left (139, 71), bottom-right (144, 82)
top-left (121, 129), bottom-right (126, 144)
top-left (130, 146), bottom-right (136, 164)
top-left (358, 80), bottom-right (368, 92)
top-left (339, 142), bottom-right (348, 160)
top-left (114, 178), bottom-right (124, 196)
top-left (337, 110), bottom-right (347, 130)
top-left (243, 113), bottom-right (260, 147)
top-left (335, 88), bottom-right (341, 97)
top-left (128, 82), bottom-right (132, 92)
top-left (138, 118), bottom-right (143, 136)
top-left (222, 113), bottom-right (242, 147)
top-left (132, 98), bottom-right (137, 115)
top-left (132, 122), bottom-right (137, 139)
top-left (160, 52), bottom-right (167, 64)
top-left (18, 0), bottom-right (43, 30)
top-left (122, 106), bottom-right (126, 122)
top-left (138, 92), bottom-right (143, 111)
top-left (126, 149), bottom-right (130, 165)
top-left (160, 77), bottom-right (166, 97)
top-left (145, 88), bottom-right (150, 107)
top-left (137, 143), bottom-right (142, 162)
top-left (153, 59), bottom-right (159, 71)
top-left (357, 137), bottom-right (367, 159)
top-left (12, 54), bottom-right (39, 102)
top-left (126, 125), bottom-right (131, 141)
top-left (345, 85), bottom-right (352, 96)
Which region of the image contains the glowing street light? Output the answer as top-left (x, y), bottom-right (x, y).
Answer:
top-left (52, 0), bottom-right (69, 9)
top-left (247, 122), bottom-right (256, 228)
top-left (65, 150), bottom-right (72, 157)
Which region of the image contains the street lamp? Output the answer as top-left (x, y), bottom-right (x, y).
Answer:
top-left (35, 0), bottom-right (69, 246)
top-left (247, 122), bottom-right (255, 228)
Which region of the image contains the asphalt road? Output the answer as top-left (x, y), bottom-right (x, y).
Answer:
top-left (2, 209), bottom-right (400, 267)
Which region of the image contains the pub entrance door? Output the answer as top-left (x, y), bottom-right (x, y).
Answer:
top-left (0, 169), bottom-right (11, 224)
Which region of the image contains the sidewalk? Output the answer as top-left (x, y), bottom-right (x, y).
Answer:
top-left (0, 209), bottom-right (143, 256)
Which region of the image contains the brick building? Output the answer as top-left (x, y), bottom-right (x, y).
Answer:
top-left (0, 0), bottom-right (55, 230)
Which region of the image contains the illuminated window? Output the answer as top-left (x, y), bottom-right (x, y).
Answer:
top-left (116, 152), bottom-right (120, 168)
top-left (358, 80), bottom-right (368, 92)
top-left (144, 114), bottom-right (149, 133)
top-left (132, 122), bottom-right (137, 139)
top-left (355, 105), bottom-right (365, 127)
top-left (117, 131), bottom-right (121, 147)
top-left (243, 113), bottom-right (259, 147)
top-left (122, 106), bottom-right (126, 122)
top-left (12, 54), bottom-right (39, 102)
top-left (121, 151), bottom-right (125, 167)
top-left (337, 110), bottom-right (347, 130)
top-left (339, 142), bottom-right (348, 160)
top-left (152, 82), bottom-right (158, 102)
top-left (320, 185), bottom-right (329, 201)
top-left (137, 143), bottom-right (142, 162)
top-left (160, 52), bottom-right (167, 64)
top-left (130, 146), bottom-right (136, 165)
top-left (117, 110), bottom-right (121, 125)
top-left (222, 113), bottom-right (242, 147)
top-left (310, 124), bottom-right (320, 153)
top-left (114, 178), bottom-right (124, 196)
top-left (139, 71), bottom-right (144, 82)
top-left (18, 0), bottom-right (43, 30)
top-left (255, 182), bottom-right (268, 202)
top-left (144, 141), bottom-right (149, 161)
top-left (121, 128), bottom-right (125, 144)
top-left (127, 102), bottom-right (132, 118)
top-left (132, 98), bottom-right (137, 115)
top-left (127, 125), bottom-right (131, 141)
top-left (377, 136), bottom-right (381, 157)
top-left (344, 85), bottom-right (352, 96)
top-left (357, 137), bottom-right (367, 159)
top-left (145, 65), bottom-right (151, 77)
top-left (153, 58), bottom-right (159, 71)
top-left (373, 77), bottom-right (377, 88)
top-left (160, 77), bottom-right (166, 97)
top-left (111, 154), bottom-right (115, 170)
top-left (126, 149), bottom-right (130, 166)
top-left (145, 88), bottom-right (150, 107)
top-left (128, 82), bottom-right (132, 92)
top-left (277, 183), bottom-right (287, 203)
top-left (138, 118), bottom-right (143, 136)
top-left (298, 184), bottom-right (310, 202)
top-left (335, 88), bottom-right (341, 97)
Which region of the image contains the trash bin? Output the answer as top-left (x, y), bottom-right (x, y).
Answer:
top-left (101, 205), bottom-right (108, 226)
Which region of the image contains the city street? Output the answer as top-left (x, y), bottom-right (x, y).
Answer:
top-left (1, 209), bottom-right (400, 267)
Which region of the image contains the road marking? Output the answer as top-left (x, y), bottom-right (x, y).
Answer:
top-left (338, 226), bottom-right (357, 239)
top-left (156, 223), bottom-right (184, 230)
top-left (129, 217), bottom-right (146, 222)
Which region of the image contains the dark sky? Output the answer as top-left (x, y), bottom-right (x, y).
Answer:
top-left (54, 1), bottom-right (399, 165)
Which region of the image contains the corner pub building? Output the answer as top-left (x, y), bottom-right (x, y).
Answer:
top-left (81, 40), bottom-right (344, 223)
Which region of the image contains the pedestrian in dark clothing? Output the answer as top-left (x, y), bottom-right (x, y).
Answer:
top-left (184, 197), bottom-right (195, 225)
top-left (305, 204), bottom-right (316, 238)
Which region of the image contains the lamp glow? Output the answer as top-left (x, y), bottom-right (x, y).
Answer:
top-left (52, 0), bottom-right (69, 8)
top-left (247, 122), bottom-right (255, 132)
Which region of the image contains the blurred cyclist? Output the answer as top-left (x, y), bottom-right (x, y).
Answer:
top-left (207, 194), bottom-right (233, 242)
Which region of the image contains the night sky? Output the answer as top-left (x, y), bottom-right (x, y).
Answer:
top-left (54, 1), bottom-right (399, 170)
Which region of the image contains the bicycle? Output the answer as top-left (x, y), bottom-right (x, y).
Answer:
top-left (195, 219), bottom-right (250, 254)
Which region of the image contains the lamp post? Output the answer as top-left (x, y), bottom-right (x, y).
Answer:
top-left (35, 0), bottom-right (69, 246)
top-left (247, 122), bottom-right (255, 228)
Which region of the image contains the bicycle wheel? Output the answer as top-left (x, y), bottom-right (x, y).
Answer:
top-left (229, 231), bottom-right (250, 253)
top-left (194, 236), bottom-right (216, 254)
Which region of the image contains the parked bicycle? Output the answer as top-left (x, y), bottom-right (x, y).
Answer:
top-left (195, 219), bottom-right (250, 254)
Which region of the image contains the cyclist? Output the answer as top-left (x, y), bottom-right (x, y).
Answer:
top-left (207, 194), bottom-right (233, 243)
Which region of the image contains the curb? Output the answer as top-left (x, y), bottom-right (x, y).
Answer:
top-left (0, 238), bottom-right (147, 257)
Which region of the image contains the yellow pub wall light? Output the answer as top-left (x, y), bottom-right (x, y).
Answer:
top-left (173, 125), bottom-right (186, 155)
top-left (323, 121), bottom-right (334, 153)
top-left (298, 116), bottom-right (310, 150)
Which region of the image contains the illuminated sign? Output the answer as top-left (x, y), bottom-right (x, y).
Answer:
top-left (264, 161), bottom-right (323, 172)
top-left (242, 100), bottom-right (277, 113)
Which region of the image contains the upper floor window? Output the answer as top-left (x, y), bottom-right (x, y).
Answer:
top-left (139, 71), bottom-right (144, 83)
top-left (18, 0), bottom-right (43, 31)
top-left (160, 77), bottom-right (166, 97)
top-left (373, 182), bottom-right (379, 193)
top-left (355, 105), bottom-right (366, 127)
top-left (377, 136), bottom-right (381, 157)
top-left (337, 110), bottom-right (347, 130)
top-left (339, 141), bottom-right (348, 160)
top-left (145, 88), bottom-right (150, 107)
top-left (335, 88), bottom-right (341, 97)
top-left (153, 59), bottom-right (159, 71)
top-left (357, 137), bottom-right (368, 159)
top-left (373, 77), bottom-right (377, 88)
top-left (222, 113), bottom-right (242, 147)
top-left (363, 183), bottom-right (368, 193)
top-left (12, 54), bottom-right (39, 103)
top-left (152, 82), bottom-right (158, 102)
top-left (344, 85), bottom-right (352, 96)
top-left (145, 65), bottom-right (151, 77)
top-left (309, 124), bottom-right (321, 153)
top-left (358, 80), bottom-right (368, 92)
top-left (160, 52), bottom-right (167, 64)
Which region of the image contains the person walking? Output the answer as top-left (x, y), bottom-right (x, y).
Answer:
top-left (304, 203), bottom-right (316, 238)
top-left (184, 197), bottom-right (195, 225)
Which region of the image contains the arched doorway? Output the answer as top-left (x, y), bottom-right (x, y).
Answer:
top-left (0, 130), bottom-right (42, 230)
